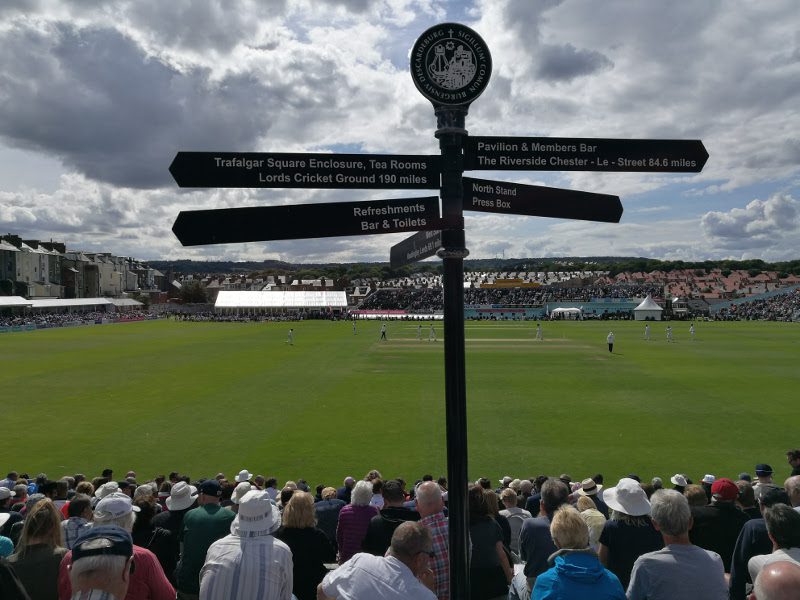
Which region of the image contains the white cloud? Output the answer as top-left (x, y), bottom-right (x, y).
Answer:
top-left (0, 1), bottom-right (798, 263)
top-left (701, 193), bottom-right (800, 252)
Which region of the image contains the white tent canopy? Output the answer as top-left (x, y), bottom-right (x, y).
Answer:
top-left (550, 307), bottom-right (582, 320)
top-left (633, 295), bottom-right (663, 321)
top-left (215, 290), bottom-right (347, 311)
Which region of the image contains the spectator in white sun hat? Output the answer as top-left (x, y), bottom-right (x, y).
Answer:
top-left (92, 481), bottom-right (119, 508)
top-left (598, 478), bottom-right (663, 589)
top-left (199, 490), bottom-right (292, 600)
top-left (165, 481), bottom-right (198, 512)
top-left (670, 474), bottom-right (688, 494)
top-left (152, 481), bottom-right (197, 587)
top-left (230, 482), bottom-right (252, 513)
top-left (234, 470), bottom-right (253, 484)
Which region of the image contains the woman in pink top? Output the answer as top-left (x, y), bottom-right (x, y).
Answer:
top-left (336, 480), bottom-right (378, 563)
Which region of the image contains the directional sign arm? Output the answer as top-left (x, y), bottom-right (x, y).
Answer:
top-left (169, 152), bottom-right (441, 189)
top-left (172, 197), bottom-right (442, 246)
top-left (389, 229), bottom-right (443, 269)
top-left (462, 177), bottom-right (623, 223)
top-left (465, 137), bottom-right (708, 173)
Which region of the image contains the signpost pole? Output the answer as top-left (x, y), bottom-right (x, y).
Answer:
top-left (435, 105), bottom-right (470, 599)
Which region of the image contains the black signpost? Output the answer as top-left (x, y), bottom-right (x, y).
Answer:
top-left (170, 20), bottom-right (708, 600)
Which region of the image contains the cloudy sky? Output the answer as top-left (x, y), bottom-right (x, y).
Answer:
top-left (1, 0), bottom-right (798, 264)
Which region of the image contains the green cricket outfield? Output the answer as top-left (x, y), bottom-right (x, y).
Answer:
top-left (2, 319), bottom-right (798, 487)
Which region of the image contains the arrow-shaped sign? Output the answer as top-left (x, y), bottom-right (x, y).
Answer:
top-left (465, 137), bottom-right (708, 173)
top-left (389, 229), bottom-right (443, 269)
top-left (172, 197), bottom-right (442, 246)
top-left (169, 152), bottom-right (441, 189)
top-left (462, 177), bottom-right (623, 222)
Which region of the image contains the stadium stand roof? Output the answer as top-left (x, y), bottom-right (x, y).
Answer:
top-left (0, 296), bottom-right (32, 307)
top-left (109, 298), bottom-right (144, 307)
top-left (28, 298), bottom-right (143, 309)
top-left (215, 290), bottom-right (348, 309)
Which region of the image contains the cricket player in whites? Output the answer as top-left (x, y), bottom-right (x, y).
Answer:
top-left (644, 323), bottom-right (651, 341)
top-left (428, 323), bottom-right (437, 342)
top-left (535, 322), bottom-right (543, 341)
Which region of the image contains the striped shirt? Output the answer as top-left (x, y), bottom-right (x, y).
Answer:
top-left (420, 511), bottom-right (449, 600)
top-left (71, 591), bottom-right (116, 600)
top-left (199, 533), bottom-right (292, 600)
top-left (62, 517), bottom-right (90, 550)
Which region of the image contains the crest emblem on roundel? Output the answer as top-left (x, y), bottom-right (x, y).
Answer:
top-left (410, 23), bottom-right (492, 107)
top-left (427, 40), bottom-right (477, 90)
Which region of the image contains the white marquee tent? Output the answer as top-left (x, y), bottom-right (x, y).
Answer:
top-left (214, 290), bottom-right (348, 314)
top-left (633, 295), bottom-right (664, 321)
top-left (549, 307), bottom-right (582, 320)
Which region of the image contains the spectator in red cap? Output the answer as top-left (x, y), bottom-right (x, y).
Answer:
top-left (689, 477), bottom-right (750, 572)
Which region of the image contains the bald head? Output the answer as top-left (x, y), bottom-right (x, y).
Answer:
top-left (415, 481), bottom-right (444, 517)
top-left (753, 561), bottom-right (800, 600)
top-left (784, 476), bottom-right (800, 508)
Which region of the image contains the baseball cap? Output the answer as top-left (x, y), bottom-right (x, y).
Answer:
top-left (755, 464), bottom-right (773, 476)
top-left (711, 478), bottom-right (739, 502)
top-left (0, 488), bottom-right (15, 501)
top-left (198, 479), bottom-right (222, 496)
top-left (72, 525), bottom-right (133, 562)
top-left (94, 492), bottom-right (140, 520)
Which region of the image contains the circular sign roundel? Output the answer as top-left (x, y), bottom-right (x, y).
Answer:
top-left (410, 23), bottom-right (492, 107)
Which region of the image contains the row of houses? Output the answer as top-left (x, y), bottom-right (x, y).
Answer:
top-left (602, 268), bottom-right (800, 300)
top-left (356, 270), bottom-right (610, 291)
top-left (0, 234), bottom-right (167, 299)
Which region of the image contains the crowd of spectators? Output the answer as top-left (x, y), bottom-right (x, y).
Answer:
top-left (0, 310), bottom-right (152, 328)
top-left (2, 452), bottom-right (799, 599)
top-left (172, 311), bottom-right (341, 323)
top-left (0, 310), bottom-right (347, 329)
top-left (358, 284), bottom-right (663, 313)
top-left (717, 289), bottom-right (800, 322)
